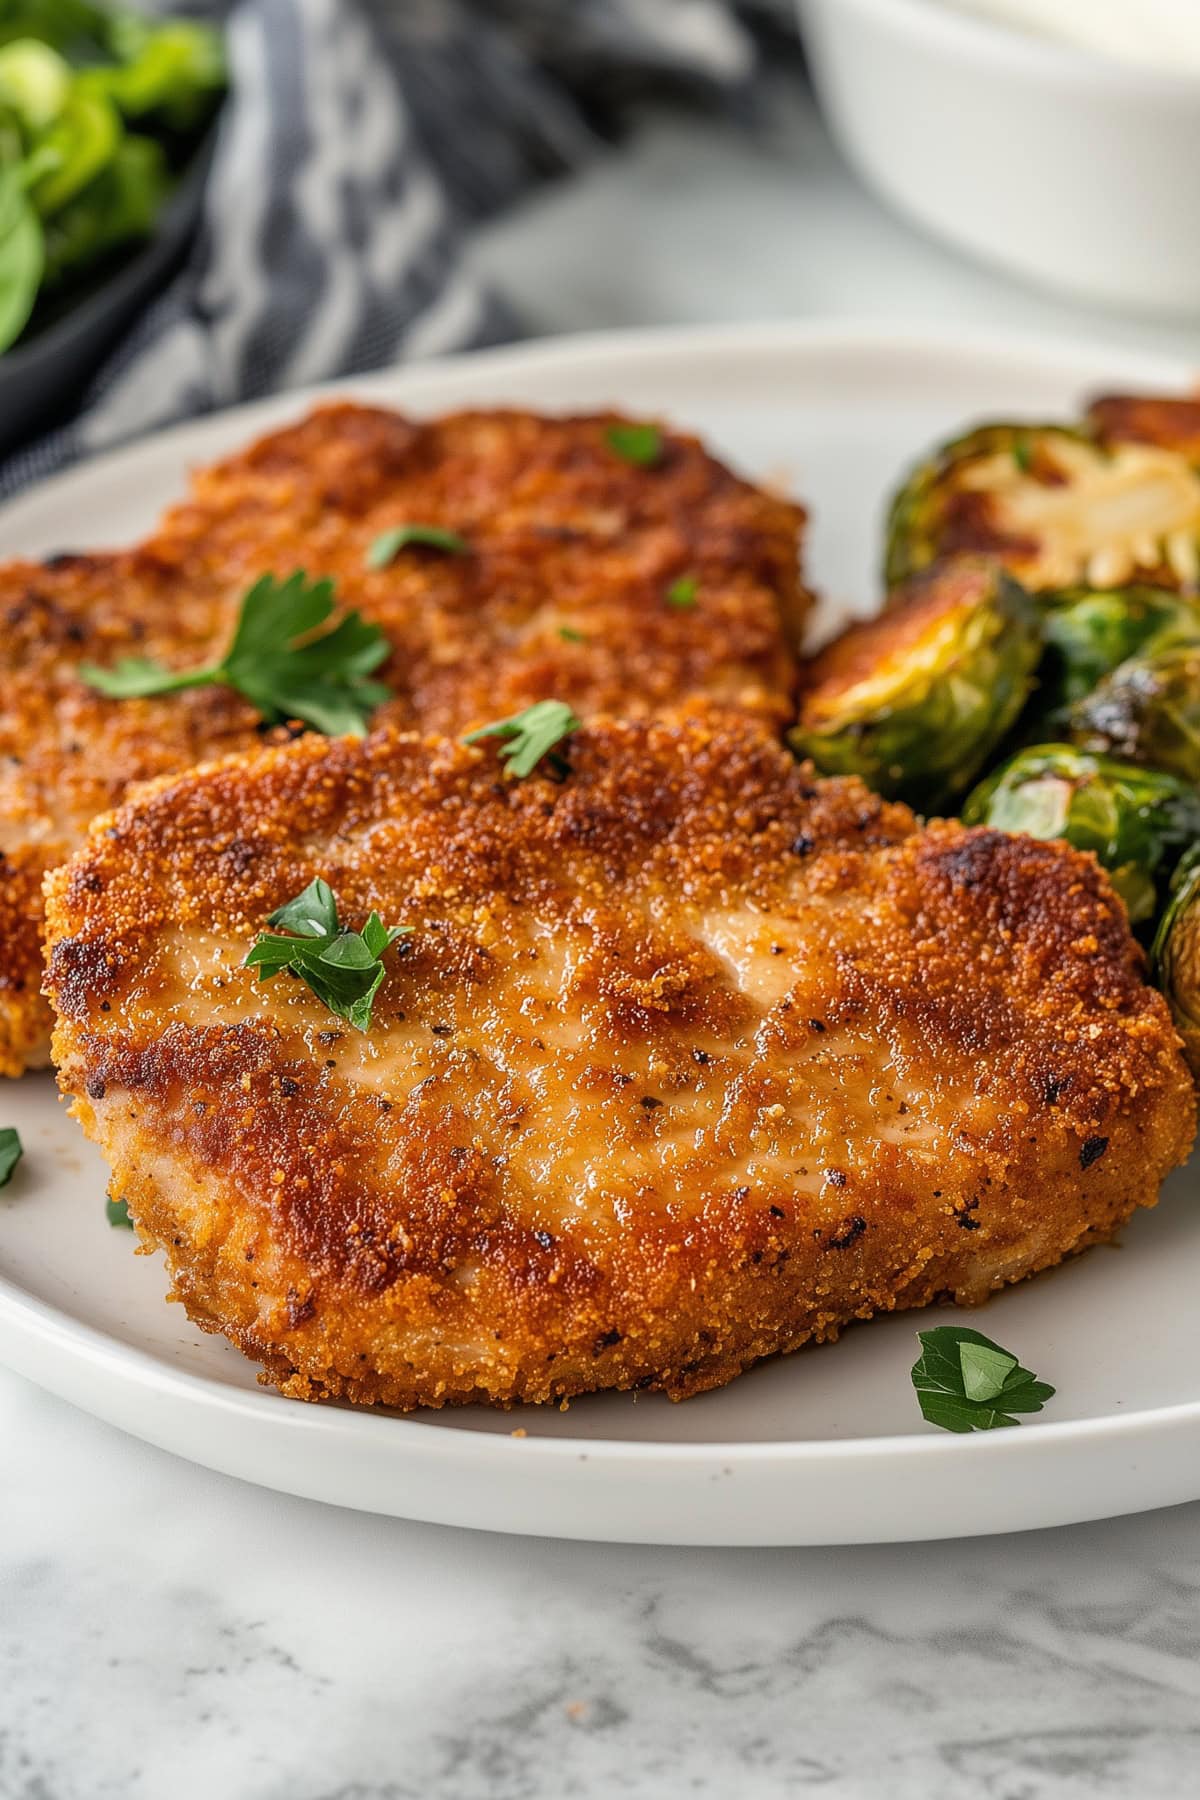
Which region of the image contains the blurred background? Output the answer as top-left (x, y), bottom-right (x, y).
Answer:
top-left (2, 0), bottom-right (1199, 489)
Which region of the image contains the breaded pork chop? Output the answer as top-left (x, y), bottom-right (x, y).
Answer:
top-left (45, 717), bottom-right (1194, 1410)
top-left (1, 402), bottom-right (807, 1073)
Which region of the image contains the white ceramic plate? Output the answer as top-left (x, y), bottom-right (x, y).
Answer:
top-left (3, 322), bottom-right (1199, 1546)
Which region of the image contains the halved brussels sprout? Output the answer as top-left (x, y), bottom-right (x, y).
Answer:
top-left (1152, 845), bottom-right (1200, 1076)
top-left (1032, 585), bottom-right (1200, 724)
top-left (789, 560), bottom-right (1040, 813)
top-left (962, 745), bottom-right (1200, 924)
top-left (885, 420), bottom-right (1200, 594)
top-left (1069, 640), bottom-right (1200, 784)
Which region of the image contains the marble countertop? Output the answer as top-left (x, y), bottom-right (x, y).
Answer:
top-left (7, 81), bottom-right (1200, 1800)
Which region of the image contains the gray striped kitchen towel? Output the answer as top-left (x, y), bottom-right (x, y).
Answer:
top-left (1, 0), bottom-right (785, 498)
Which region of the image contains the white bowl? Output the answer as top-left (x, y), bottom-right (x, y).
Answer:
top-left (798, 0), bottom-right (1200, 316)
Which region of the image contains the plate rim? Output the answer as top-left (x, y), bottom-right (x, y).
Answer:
top-left (4, 317), bottom-right (1200, 1535)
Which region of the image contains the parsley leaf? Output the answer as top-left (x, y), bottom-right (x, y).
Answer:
top-left (464, 699), bottom-right (582, 778)
top-left (1013, 436), bottom-right (1033, 473)
top-left (606, 422), bottom-right (662, 467)
top-left (79, 571), bottom-right (392, 737)
top-left (666, 574), bottom-right (698, 609)
top-left (367, 524), bottom-right (469, 569)
top-left (106, 1196), bottom-right (133, 1230)
top-left (558, 626), bottom-right (587, 644)
top-left (0, 1128), bottom-right (22, 1188)
top-left (244, 877), bottom-right (410, 1032)
top-left (911, 1325), bottom-right (1055, 1433)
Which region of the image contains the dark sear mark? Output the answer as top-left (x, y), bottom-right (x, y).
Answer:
top-left (1080, 1135), bottom-right (1110, 1170)
top-left (827, 1215), bottom-right (867, 1250)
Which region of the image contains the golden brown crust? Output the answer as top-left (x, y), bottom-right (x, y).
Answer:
top-left (1, 402), bottom-right (808, 1073)
top-left (45, 717), bottom-right (1195, 1409)
top-left (1088, 393), bottom-right (1200, 458)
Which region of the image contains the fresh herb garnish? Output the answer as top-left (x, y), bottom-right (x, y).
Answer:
top-left (80, 571), bottom-right (391, 737)
top-left (1013, 436), bottom-right (1033, 473)
top-left (464, 699), bottom-right (582, 778)
top-left (244, 877), bottom-right (409, 1032)
top-left (666, 574), bottom-right (698, 609)
top-left (558, 626), bottom-right (587, 644)
top-left (367, 524), bottom-right (469, 569)
top-left (0, 1127), bottom-right (22, 1188)
top-left (106, 1196), bottom-right (133, 1229)
top-left (911, 1325), bottom-right (1055, 1433)
top-left (606, 422), bottom-right (662, 467)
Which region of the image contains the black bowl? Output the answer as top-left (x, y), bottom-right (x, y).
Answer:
top-left (0, 131), bottom-right (214, 459)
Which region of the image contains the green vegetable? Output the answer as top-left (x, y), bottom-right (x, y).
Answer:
top-left (911, 1325), bottom-right (1055, 1433)
top-left (1069, 640), bottom-right (1200, 785)
top-left (244, 877), bottom-right (410, 1033)
top-left (885, 419), bottom-right (1200, 593)
top-left (105, 1194), bottom-right (132, 1228)
top-left (0, 157), bottom-right (41, 351)
top-left (42, 130), bottom-right (165, 286)
top-left (0, 1125), bottom-right (21, 1187)
top-left (90, 16), bottom-right (224, 130)
top-left (1032, 586), bottom-right (1200, 723)
top-left (366, 523), bottom-right (469, 570)
top-left (558, 626), bottom-right (586, 644)
top-left (0, 2), bottom-right (224, 357)
top-left (606, 422), bottom-right (662, 467)
top-left (963, 744), bottom-right (1200, 924)
top-left (666, 574), bottom-right (698, 609)
top-left (465, 699), bottom-right (582, 779)
top-left (79, 570), bottom-right (393, 737)
top-left (1152, 845), bottom-right (1200, 1078)
top-left (0, 37), bottom-right (69, 130)
top-left (28, 85), bottom-right (119, 213)
top-left (788, 560), bottom-right (1041, 813)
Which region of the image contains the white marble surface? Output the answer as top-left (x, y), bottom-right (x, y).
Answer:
top-left (7, 79), bottom-right (1200, 1800)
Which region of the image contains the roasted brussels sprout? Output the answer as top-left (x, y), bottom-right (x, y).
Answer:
top-left (1031, 585), bottom-right (1200, 724)
top-left (885, 420), bottom-right (1200, 594)
top-left (789, 560), bottom-right (1040, 813)
top-left (963, 745), bottom-right (1200, 924)
top-left (1069, 640), bottom-right (1200, 784)
top-left (1152, 846), bottom-right (1200, 1077)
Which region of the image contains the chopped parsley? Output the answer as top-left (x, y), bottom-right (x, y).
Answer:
top-left (1012, 436), bottom-right (1033, 473)
top-left (367, 524), bottom-right (469, 569)
top-left (106, 1196), bottom-right (133, 1230)
top-left (911, 1325), bottom-right (1055, 1432)
top-left (606, 422), bottom-right (662, 467)
top-left (244, 877), bottom-right (410, 1032)
top-left (80, 571), bottom-right (392, 738)
top-left (0, 1128), bottom-right (22, 1188)
top-left (666, 574), bottom-right (698, 609)
top-left (464, 699), bottom-right (582, 779)
top-left (558, 626), bottom-right (587, 644)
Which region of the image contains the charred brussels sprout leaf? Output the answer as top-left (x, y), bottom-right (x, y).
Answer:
top-left (1034, 586), bottom-right (1200, 720)
top-left (789, 561), bottom-right (1040, 813)
top-left (885, 420), bottom-right (1200, 594)
top-left (1152, 845), bottom-right (1200, 1078)
top-left (963, 745), bottom-right (1200, 924)
top-left (1069, 640), bottom-right (1200, 785)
